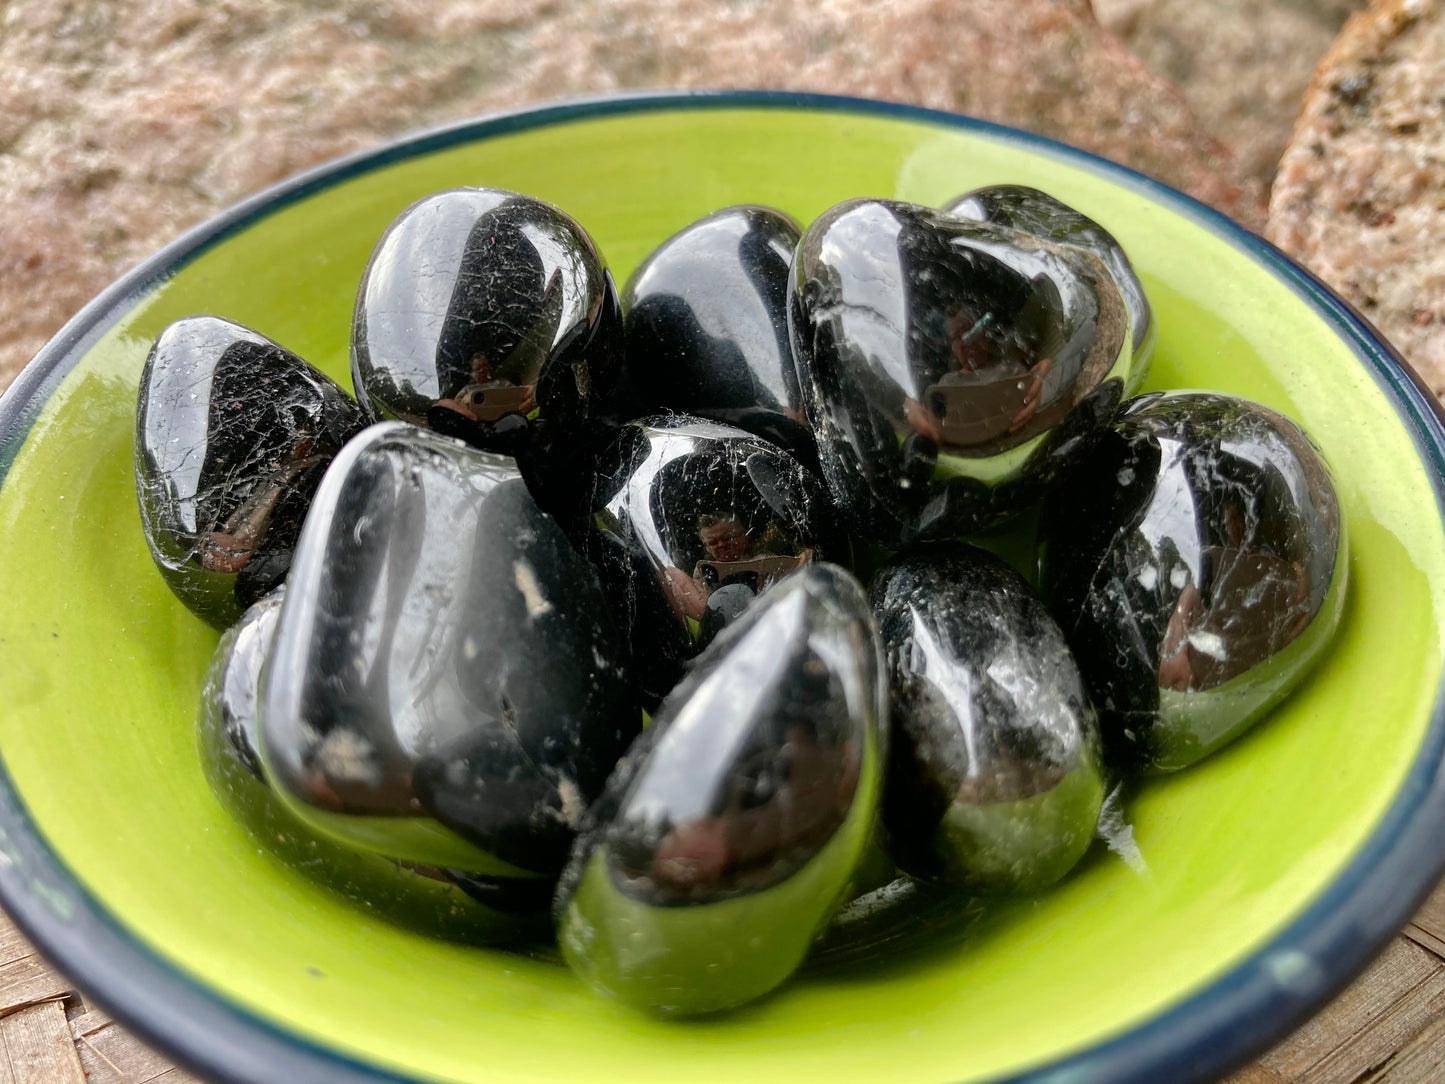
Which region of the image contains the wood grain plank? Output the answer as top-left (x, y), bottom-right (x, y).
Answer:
top-left (1296, 967), bottom-right (1445, 1084)
top-left (0, 955), bottom-right (73, 1016)
top-left (71, 1007), bottom-right (186, 1084)
top-left (0, 1001), bottom-right (85, 1084)
top-left (1366, 1009), bottom-right (1445, 1083)
top-left (0, 1031), bottom-right (15, 1084)
top-left (1404, 922), bottom-right (1445, 963)
top-left (1407, 880), bottom-right (1445, 957)
top-left (1260, 937), bottom-right (1441, 1080)
top-left (0, 917), bottom-right (32, 973)
top-left (149, 1067), bottom-right (208, 1084)
top-left (0, 1001), bottom-right (16, 1084)
top-left (66, 1007), bottom-right (110, 1037)
top-left (1224, 1062), bottom-right (1283, 1083)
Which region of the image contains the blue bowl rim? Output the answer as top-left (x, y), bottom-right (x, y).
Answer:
top-left (1, 88), bottom-right (1443, 1084)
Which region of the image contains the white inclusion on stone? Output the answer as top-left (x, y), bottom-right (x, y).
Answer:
top-left (1169, 565), bottom-right (1189, 589)
top-left (1187, 629), bottom-right (1228, 660)
top-left (556, 778), bottom-right (586, 828)
top-left (462, 635), bottom-right (480, 660)
top-left (1136, 565), bottom-right (1158, 590)
top-left (1096, 783), bottom-right (1147, 874)
top-left (513, 560), bottom-right (553, 618)
top-left (1116, 467), bottom-right (1135, 486)
top-left (832, 877), bottom-right (916, 924)
top-left (908, 610), bottom-right (980, 776)
top-left (314, 729), bottom-right (381, 785)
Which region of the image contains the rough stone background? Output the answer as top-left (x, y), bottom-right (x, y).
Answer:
top-left (1267, 0), bottom-right (1445, 394)
top-left (0, 0), bottom-right (1289, 389)
top-left (28, 0), bottom-right (1445, 396)
top-left (1094, 0), bottom-right (1364, 186)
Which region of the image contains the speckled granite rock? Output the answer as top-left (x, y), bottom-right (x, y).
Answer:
top-left (1094, 0), bottom-right (1364, 186)
top-left (0, 0), bottom-right (1264, 391)
top-left (1267, 0), bottom-right (1445, 392)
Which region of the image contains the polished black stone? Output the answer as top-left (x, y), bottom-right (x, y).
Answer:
top-left (259, 422), bottom-right (640, 880)
top-left (201, 587), bottom-right (285, 788)
top-left (351, 188), bottom-right (625, 452)
top-left (1039, 392), bottom-right (1347, 773)
top-left (198, 587), bottom-right (548, 942)
top-left (582, 415), bottom-right (849, 709)
top-left (872, 545), bottom-right (1104, 892)
top-left (556, 563), bottom-right (885, 1014)
top-left (135, 315), bottom-right (368, 629)
top-left (944, 184), bottom-right (1154, 386)
top-left (622, 205), bottom-right (816, 469)
top-left (790, 198), bottom-right (1133, 546)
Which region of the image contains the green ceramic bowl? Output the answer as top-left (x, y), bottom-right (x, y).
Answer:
top-left (2, 92), bottom-right (1444, 1084)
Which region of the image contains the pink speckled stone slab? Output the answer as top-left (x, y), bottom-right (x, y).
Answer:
top-left (0, 0), bottom-right (1263, 391)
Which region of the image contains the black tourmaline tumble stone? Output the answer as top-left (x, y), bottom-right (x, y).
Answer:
top-left (790, 197), bottom-right (1134, 546)
top-left (351, 188), bottom-right (625, 453)
top-left (135, 315), bottom-right (367, 628)
top-left (582, 415), bottom-right (849, 710)
top-left (556, 563), bottom-right (885, 1015)
top-left (622, 205), bottom-right (816, 469)
top-left (198, 586), bottom-right (547, 942)
top-left (944, 184), bottom-right (1155, 389)
top-left (871, 546), bottom-right (1104, 893)
top-left (1039, 392), bottom-right (1347, 774)
top-left (201, 587), bottom-right (287, 794)
top-left (259, 422), bottom-right (640, 883)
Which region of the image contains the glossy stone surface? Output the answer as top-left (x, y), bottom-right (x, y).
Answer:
top-left (622, 205), bottom-right (816, 468)
top-left (872, 546), bottom-right (1104, 893)
top-left (556, 563), bottom-right (885, 1014)
top-left (583, 415), bottom-right (849, 709)
top-left (135, 315), bottom-right (367, 628)
top-left (790, 198), bottom-right (1132, 545)
top-left (945, 184), bottom-right (1155, 386)
top-left (259, 422), bottom-right (640, 879)
top-left (1040, 392), bottom-right (1347, 773)
top-left (351, 188), bottom-right (624, 452)
top-left (198, 587), bottom-right (547, 942)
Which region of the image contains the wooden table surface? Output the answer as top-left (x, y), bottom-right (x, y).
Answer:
top-left (3, 880), bottom-right (1445, 1084)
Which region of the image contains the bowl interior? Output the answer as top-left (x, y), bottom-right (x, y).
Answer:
top-left (0, 102), bottom-right (1442, 1084)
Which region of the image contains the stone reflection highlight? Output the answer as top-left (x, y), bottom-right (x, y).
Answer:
top-left (1040, 392), bottom-right (1347, 773)
top-left (135, 315), bottom-right (367, 628)
top-left (872, 546), bottom-right (1104, 893)
top-left (198, 586), bottom-right (549, 942)
top-left (583, 415), bottom-right (847, 707)
top-left (622, 205), bottom-right (815, 468)
top-left (351, 188), bottom-right (624, 453)
top-left (556, 563), bottom-right (885, 1014)
top-left (944, 184), bottom-right (1155, 388)
top-left (789, 197), bottom-right (1133, 545)
top-left (259, 422), bottom-right (639, 882)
